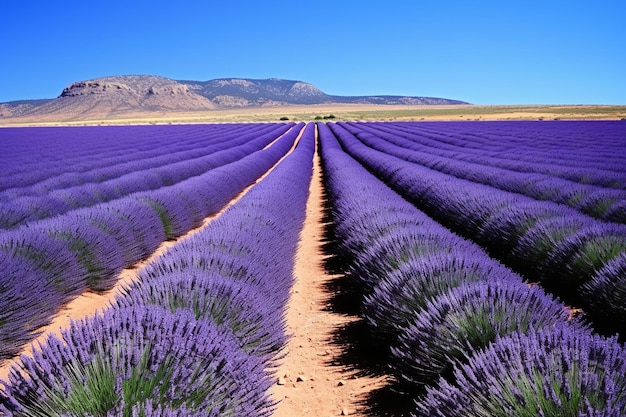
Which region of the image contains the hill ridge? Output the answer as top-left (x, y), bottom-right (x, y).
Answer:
top-left (0, 75), bottom-right (468, 121)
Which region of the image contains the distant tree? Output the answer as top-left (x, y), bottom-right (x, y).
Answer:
top-left (279, 116), bottom-right (289, 121)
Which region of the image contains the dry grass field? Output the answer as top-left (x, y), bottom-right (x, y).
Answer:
top-left (1, 104), bottom-right (625, 126)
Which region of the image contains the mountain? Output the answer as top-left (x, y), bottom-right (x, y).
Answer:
top-left (182, 78), bottom-right (331, 106)
top-left (0, 99), bottom-right (53, 118)
top-left (0, 75), bottom-right (468, 121)
top-left (183, 78), bottom-right (467, 106)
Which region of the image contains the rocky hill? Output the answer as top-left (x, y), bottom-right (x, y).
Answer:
top-left (0, 75), bottom-right (468, 121)
top-left (183, 78), bottom-right (331, 106)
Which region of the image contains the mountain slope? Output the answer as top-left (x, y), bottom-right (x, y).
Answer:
top-left (0, 99), bottom-right (53, 118)
top-left (0, 75), bottom-right (469, 121)
top-left (23, 76), bottom-right (217, 119)
top-left (183, 78), bottom-right (331, 106)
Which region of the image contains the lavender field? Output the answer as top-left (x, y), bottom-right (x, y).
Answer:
top-left (1, 120), bottom-right (625, 416)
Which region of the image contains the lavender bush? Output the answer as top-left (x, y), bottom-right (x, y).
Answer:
top-left (362, 252), bottom-right (517, 341)
top-left (391, 279), bottom-right (576, 391)
top-left (115, 271), bottom-right (287, 358)
top-left (580, 253), bottom-right (626, 337)
top-left (415, 326), bottom-right (626, 417)
top-left (0, 306), bottom-right (273, 417)
top-left (37, 216), bottom-right (126, 291)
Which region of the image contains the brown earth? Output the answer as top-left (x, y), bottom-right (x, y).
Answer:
top-left (269, 148), bottom-right (386, 417)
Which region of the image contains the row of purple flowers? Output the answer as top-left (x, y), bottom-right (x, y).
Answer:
top-left (318, 122), bottom-right (626, 416)
top-left (0, 123), bottom-right (293, 229)
top-left (1, 123), bottom-right (315, 415)
top-left (366, 120), bottom-right (626, 187)
top-left (329, 122), bottom-right (626, 338)
top-left (339, 121), bottom-right (625, 223)
top-left (0, 123), bottom-right (303, 361)
top-left (1, 123), bottom-right (281, 193)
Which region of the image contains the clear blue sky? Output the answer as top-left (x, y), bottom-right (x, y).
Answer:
top-left (1, 1), bottom-right (624, 104)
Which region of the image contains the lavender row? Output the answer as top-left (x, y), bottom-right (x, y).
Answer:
top-left (415, 325), bottom-right (626, 416)
top-left (1, 124), bottom-right (234, 190)
top-left (0, 122), bottom-right (315, 416)
top-left (319, 121), bottom-right (557, 344)
top-left (1, 305), bottom-right (272, 416)
top-left (361, 121), bottom-right (626, 190)
top-left (341, 122), bottom-right (626, 223)
top-left (377, 121), bottom-right (626, 178)
top-left (0, 124), bottom-right (293, 229)
top-left (0, 123), bottom-right (303, 361)
top-left (116, 122), bottom-right (314, 355)
top-left (416, 120), bottom-right (626, 170)
top-left (1, 123), bottom-right (261, 181)
top-left (2, 124), bottom-right (246, 175)
top-left (329, 122), bottom-right (626, 337)
top-left (0, 123), bottom-right (289, 201)
top-left (318, 123), bottom-right (626, 415)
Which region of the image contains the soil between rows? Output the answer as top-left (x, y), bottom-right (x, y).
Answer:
top-left (269, 150), bottom-right (386, 417)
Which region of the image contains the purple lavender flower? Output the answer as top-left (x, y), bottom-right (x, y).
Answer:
top-left (362, 252), bottom-right (518, 342)
top-left (0, 227), bottom-right (88, 300)
top-left (77, 199), bottom-right (167, 265)
top-left (0, 252), bottom-right (65, 360)
top-left (0, 305), bottom-right (274, 417)
top-left (545, 224), bottom-right (626, 291)
top-left (114, 271), bottom-right (287, 359)
top-left (512, 216), bottom-right (589, 275)
top-left (580, 253), bottom-right (626, 337)
top-left (36, 216), bottom-right (126, 291)
top-left (414, 325), bottom-right (626, 417)
top-left (602, 199), bottom-right (626, 224)
top-left (391, 279), bottom-right (576, 392)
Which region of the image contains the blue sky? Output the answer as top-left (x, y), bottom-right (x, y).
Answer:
top-left (1, 1), bottom-right (624, 104)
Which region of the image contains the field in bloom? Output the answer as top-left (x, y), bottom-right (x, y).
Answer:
top-left (1, 120), bottom-right (625, 416)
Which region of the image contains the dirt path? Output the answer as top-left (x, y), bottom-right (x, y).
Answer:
top-left (269, 149), bottom-right (386, 416)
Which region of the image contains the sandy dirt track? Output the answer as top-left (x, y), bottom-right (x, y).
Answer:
top-left (270, 150), bottom-right (386, 417)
